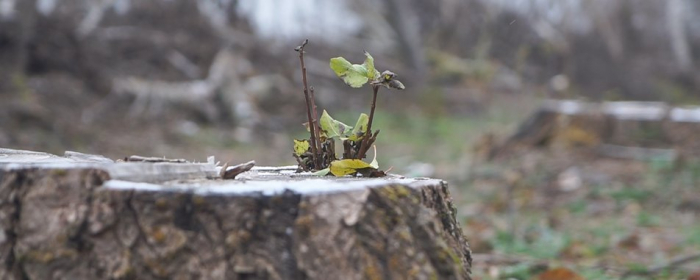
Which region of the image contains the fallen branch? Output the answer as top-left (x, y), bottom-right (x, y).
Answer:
top-left (596, 144), bottom-right (678, 161)
top-left (622, 253), bottom-right (700, 278)
top-left (471, 253), bottom-right (628, 275)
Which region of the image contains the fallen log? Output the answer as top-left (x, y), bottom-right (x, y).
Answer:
top-left (0, 149), bottom-right (471, 280)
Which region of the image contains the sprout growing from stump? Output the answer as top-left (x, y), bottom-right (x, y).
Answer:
top-left (330, 51), bottom-right (404, 160)
top-left (292, 40), bottom-right (404, 177)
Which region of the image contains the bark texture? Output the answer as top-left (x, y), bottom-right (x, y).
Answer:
top-left (0, 166), bottom-right (471, 280)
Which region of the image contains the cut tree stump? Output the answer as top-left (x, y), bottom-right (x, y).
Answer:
top-left (497, 100), bottom-right (700, 158)
top-left (0, 148), bottom-right (472, 280)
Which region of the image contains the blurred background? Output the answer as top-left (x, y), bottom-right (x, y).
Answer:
top-left (1, 0), bottom-right (700, 279)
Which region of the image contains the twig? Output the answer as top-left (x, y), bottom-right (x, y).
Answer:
top-left (296, 39), bottom-right (321, 169)
top-left (293, 154), bottom-right (308, 172)
top-left (472, 253), bottom-right (627, 275)
top-left (220, 160), bottom-right (256, 179)
top-left (356, 130), bottom-right (380, 161)
top-left (622, 252), bottom-right (700, 278)
top-left (125, 155), bottom-right (187, 163)
top-left (357, 85), bottom-right (380, 159)
top-left (310, 86), bottom-right (323, 165)
top-left (367, 85), bottom-right (380, 142)
top-left (472, 253), bottom-right (540, 266)
top-left (597, 144), bottom-right (677, 161)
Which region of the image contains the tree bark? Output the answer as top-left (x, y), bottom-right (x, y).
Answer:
top-left (0, 153), bottom-right (471, 279)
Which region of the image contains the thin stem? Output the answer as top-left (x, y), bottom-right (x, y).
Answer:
top-left (309, 86), bottom-right (323, 166)
top-left (296, 39), bottom-right (321, 169)
top-left (357, 85), bottom-right (380, 159)
top-left (367, 85), bottom-right (379, 137)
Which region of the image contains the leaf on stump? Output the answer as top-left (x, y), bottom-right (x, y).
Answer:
top-left (320, 110), bottom-right (352, 139)
top-left (312, 167), bottom-right (330, 176)
top-left (344, 113), bottom-right (369, 141)
top-left (330, 159), bottom-right (375, 177)
top-left (293, 139), bottom-right (310, 156)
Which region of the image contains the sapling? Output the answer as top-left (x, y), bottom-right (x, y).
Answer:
top-left (329, 51), bottom-right (404, 160)
top-left (292, 40), bottom-right (404, 177)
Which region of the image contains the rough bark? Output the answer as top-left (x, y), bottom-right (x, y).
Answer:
top-left (0, 156), bottom-right (471, 279)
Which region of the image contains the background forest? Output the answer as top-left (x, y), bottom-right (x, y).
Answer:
top-left (1, 0), bottom-right (700, 279)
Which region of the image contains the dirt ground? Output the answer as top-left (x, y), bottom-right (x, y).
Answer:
top-left (459, 146), bottom-right (700, 279)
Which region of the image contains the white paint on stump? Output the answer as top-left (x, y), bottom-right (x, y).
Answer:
top-left (541, 100), bottom-right (700, 122)
top-left (1, 148), bottom-right (444, 194)
top-left (103, 173), bottom-right (443, 196)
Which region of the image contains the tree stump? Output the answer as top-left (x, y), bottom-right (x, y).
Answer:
top-left (0, 149), bottom-right (471, 280)
top-left (498, 100), bottom-right (700, 158)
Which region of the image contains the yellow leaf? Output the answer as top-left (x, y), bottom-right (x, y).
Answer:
top-left (329, 159), bottom-right (374, 177)
top-left (293, 139), bottom-right (310, 156)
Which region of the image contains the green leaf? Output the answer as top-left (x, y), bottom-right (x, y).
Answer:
top-left (293, 139), bottom-right (310, 156)
top-left (362, 51), bottom-right (380, 80)
top-left (330, 57), bottom-right (369, 88)
top-left (319, 110), bottom-right (352, 138)
top-left (312, 168), bottom-right (330, 176)
top-left (329, 159), bottom-right (375, 177)
top-left (345, 113), bottom-right (369, 141)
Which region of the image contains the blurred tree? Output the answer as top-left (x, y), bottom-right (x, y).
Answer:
top-left (0, 0), bottom-right (36, 93)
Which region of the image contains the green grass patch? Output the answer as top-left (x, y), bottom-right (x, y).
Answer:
top-left (636, 210), bottom-right (661, 227)
top-left (493, 226), bottom-right (569, 259)
top-left (568, 199), bottom-right (587, 215)
top-left (609, 188), bottom-right (652, 204)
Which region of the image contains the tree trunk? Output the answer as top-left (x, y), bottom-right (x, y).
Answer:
top-left (0, 150), bottom-right (472, 280)
top-left (0, 0), bottom-right (36, 93)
